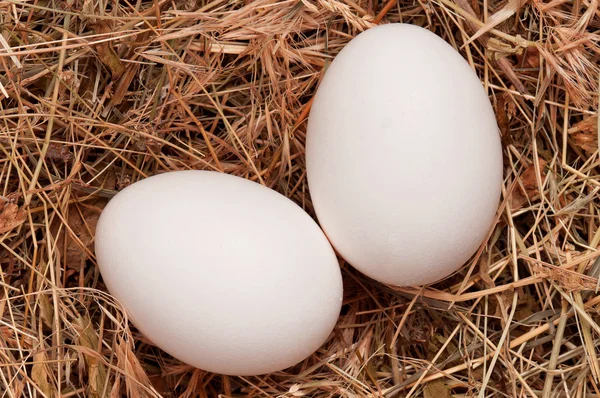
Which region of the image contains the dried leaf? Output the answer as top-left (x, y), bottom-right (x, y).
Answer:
top-left (521, 158), bottom-right (548, 197)
top-left (32, 351), bottom-right (54, 398)
top-left (46, 143), bottom-right (73, 162)
top-left (569, 115), bottom-right (598, 135)
top-left (571, 132), bottom-right (598, 156)
top-left (509, 190), bottom-right (527, 212)
top-left (39, 295), bottom-right (54, 328)
top-left (0, 203), bottom-right (27, 234)
top-left (514, 289), bottom-right (536, 321)
top-left (510, 158), bottom-right (548, 210)
top-left (115, 336), bottom-right (152, 398)
top-left (479, 257), bottom-right (495, 288)
top-left (74, 316), bottom-right (108, 398)
top-left (568, 116), bottom-right (598, 156)
top-left (89, 22), bottom-right (125, 80)
top-left (148, 373), bottom-right (167, 396)
top-left (424, 379), bottom-right (452, 398)
top-left (530, 262), bottom-right (598, 291)
top-left (52, 203), bottom-right (104, 270)
top-left (494, 288), bottom-right (515, 323)
top-left (495, 93), bottom-right (512, 140)
top-left (430, 334), bottom-right (458, 363)
top-left (519, 45), bottom-right (540, 68)
top-left (36, 262), bottom-right (53, 327)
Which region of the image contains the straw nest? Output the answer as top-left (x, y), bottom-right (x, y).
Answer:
top-left (1, 0), bottom-right (599, 396)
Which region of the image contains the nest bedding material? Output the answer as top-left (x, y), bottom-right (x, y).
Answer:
top-left (1, 0), bottom-right (600, 396)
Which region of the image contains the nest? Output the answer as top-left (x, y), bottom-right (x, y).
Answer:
top-left (1, 0), bottom-right (599, 396)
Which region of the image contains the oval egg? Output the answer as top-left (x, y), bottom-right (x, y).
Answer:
top-left (95, 170), bottom-right (343, 375)
top-left (306, 24), bottom-right (503, 286)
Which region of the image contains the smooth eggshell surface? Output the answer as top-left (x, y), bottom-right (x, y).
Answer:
top-left (306, 24), bottom-right (503, 286)
top-left (95, 171), bottom-right (343, 375)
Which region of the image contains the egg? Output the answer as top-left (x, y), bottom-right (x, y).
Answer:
top-left (95, 170), bottom-right (343, 375)
top-left (306, 24), bottom-right (503, 286)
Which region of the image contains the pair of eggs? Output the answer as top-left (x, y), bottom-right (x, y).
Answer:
top-left (95, 24), bottom-right (502, 376)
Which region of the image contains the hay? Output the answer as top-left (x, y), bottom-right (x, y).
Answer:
top-left (1, 0), bottom-right (599, 396)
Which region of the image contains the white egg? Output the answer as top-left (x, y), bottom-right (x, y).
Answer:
top-left (306, 24), bottom-right (503, 286)
top-left (95, 171), bottom-right (343, 375)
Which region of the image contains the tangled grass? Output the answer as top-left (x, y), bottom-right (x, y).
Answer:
top-left (1, 0), bottom-right (600, 396)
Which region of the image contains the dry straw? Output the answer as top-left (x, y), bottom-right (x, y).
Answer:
top-left (0, 0), bottom-right (599, 396)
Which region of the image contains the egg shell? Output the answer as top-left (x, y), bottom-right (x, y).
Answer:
top-left (306, 24), bottom-right (503, 286)
top-left (95, 170), bottom-right (343, 376)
